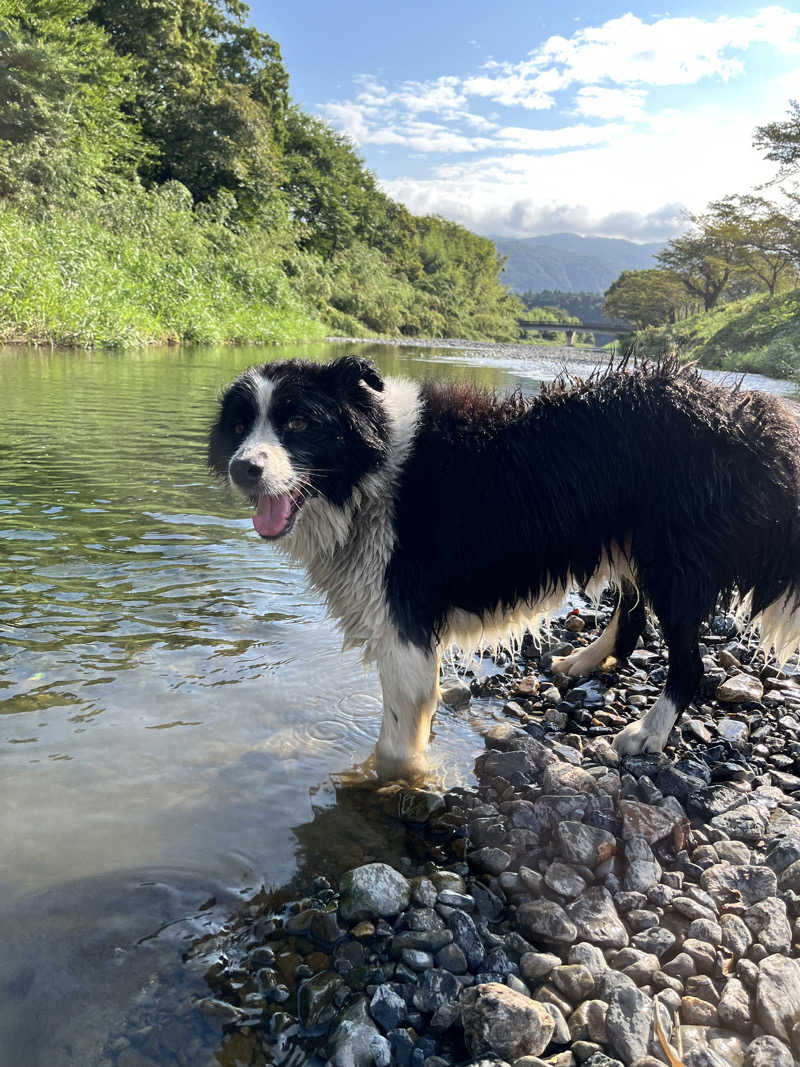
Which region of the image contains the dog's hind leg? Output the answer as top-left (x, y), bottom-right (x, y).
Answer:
top-left (375, 637), bottom-right (440, 780)
top-left (551, 580), bottom-right (645, 679)
top-left (613, 617), bottom-right (703, 755)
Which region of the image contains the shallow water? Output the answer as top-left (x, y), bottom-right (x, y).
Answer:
top-left (0, 341), bottom-right (795, 1065)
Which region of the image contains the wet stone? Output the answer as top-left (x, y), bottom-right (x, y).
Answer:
top-left (299, 970), bottom-right (344, 1028)
top-left (369, 985), bottom-right (406, 1032)
top-left (339, 864), bottom-right (411, 923)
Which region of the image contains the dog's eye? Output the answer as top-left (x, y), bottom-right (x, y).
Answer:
top-left (286, 417), bottom-right (307, 432)
top-left (233, 423), bottom-right (245, 436)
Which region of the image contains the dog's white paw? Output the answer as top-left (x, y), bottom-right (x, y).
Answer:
top-left (612, 719), bottom-right (669, 756)
top-left (550, 652), bottom-right (588, 679)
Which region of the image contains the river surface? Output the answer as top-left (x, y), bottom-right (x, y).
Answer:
top-left (0, 341), bottom-right (795, 1065)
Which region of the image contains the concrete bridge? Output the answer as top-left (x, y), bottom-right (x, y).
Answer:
top-left (517, 319), bottom-right (633, 346)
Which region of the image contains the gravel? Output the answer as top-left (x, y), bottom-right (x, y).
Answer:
top-left (103, 595), bottom-right (800, 1066)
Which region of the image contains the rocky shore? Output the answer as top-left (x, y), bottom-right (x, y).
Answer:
top-left (106, 596), bottom-right (800, 1067)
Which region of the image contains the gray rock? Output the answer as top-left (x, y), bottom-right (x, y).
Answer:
top-left (542, 763), bottom-right (600, 795)
top-left (412, 967), bottom-right (460, 1014)
top-left (555, 821), bottom-right (617, 867)
top-left (619, 799), bottom-right (682, 843)
top-left (435, 942), bottom-right (468, 974)
top-left (756, 954), bottom-right (800, 1041)
top-left (461, 982), bottom-right (556, 1060)
top-left (545, 861), bottom-right (588, 899)
top-left (745, 897), bottom-right (792, 954)
top-left (717, 977), bottom-right (751, 1033)
top-left (701, 863), bottom-right (777, 906)
top-left (710, 804), bottom-right (769, 844)
top-left (631, 926), bottom-right (676, 957)
top-left (714, 840), bottom-right (752, 865)
top-left (682, 1049), bottom-right (730, 1067)
top-left (328, 998), bottom-right (390, 1067)
top-left (551, 963), bottom-right (595, 1002)
top-left (440, 678), bottom-right (472, 708)
top-left (624, 835), bottom-right (662, 893)
top-left (744, 1034), bottom-right (795, 1067)
top-left (720, 913), bottom-right (753, 958)
top-left (339, 864), bottom-right (411, 922)
top-left (517, 899), bottom-right (578, 943)
top-left (604, 979), bottom-right (654, 1063)
top-left (718, 717), bottom-right (750, 745)
top-left (567, 942), bottom-right (608, 977)
top-left (520, 951), bottom-right (561, 980)
top-left (687, 918), bottom-right (722, 945)
top-left (567, 887), bottom-right (629, 949)
top-left (447, 909), bottom-right (485, 970)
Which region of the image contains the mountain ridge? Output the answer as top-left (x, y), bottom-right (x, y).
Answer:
top-left (491, 233), bottom-right (664, 294)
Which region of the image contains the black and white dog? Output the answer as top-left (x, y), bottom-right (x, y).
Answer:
top-left (209, 355), bottom-right (800, 778)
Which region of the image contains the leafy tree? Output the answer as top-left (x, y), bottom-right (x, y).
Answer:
top-left (657, 218), bottom-right (743, 311)
top-left (754, 100), bottom-right (800, 174)
top-left (0, 0), bottom-right (144, 202)
top-left (706, 194), bottom-right (798, 296)
top-left (603, 269), bottom-right (689, 328)
top-left (88, 0), bottom-right (289, 217)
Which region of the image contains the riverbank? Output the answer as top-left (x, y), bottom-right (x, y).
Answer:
top-left (633, 289), bottom-right (800, 384)
top-left (102, 597), bottom-right (800, 1066)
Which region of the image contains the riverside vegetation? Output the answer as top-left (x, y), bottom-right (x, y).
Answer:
top-left (0, 0), bottom-right (522, 348)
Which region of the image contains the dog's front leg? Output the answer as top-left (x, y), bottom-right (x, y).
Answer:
top-left (375, 635), bottom-right (440, 781)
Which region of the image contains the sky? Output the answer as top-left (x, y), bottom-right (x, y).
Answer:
top-left (249, 1), bottom-right (800, 243)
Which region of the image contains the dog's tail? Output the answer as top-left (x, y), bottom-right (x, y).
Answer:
top-left (739, 528), bottom-right (800, 665)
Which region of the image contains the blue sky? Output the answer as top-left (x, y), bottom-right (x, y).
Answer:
top-left (250, 2), bottom-right (800, 242)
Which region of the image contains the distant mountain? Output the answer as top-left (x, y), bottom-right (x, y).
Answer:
top-left (491, 233), bottom-right (664, 294)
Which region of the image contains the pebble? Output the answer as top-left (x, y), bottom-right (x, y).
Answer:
top-left (166, 608), bottom-right (800, 1067)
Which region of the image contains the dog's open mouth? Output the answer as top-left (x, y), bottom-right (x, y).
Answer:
top-left (252, 490), bottom-right (304, 540)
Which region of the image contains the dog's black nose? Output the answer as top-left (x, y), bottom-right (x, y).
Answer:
top-left (230, 457), bottom-right (263, 486)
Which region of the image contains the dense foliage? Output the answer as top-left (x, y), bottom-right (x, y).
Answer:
top-left (0, 0), bottom-right (521, 347)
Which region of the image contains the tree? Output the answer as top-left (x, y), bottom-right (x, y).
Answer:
top-left (754, 100), bottom-right (800, 174)
top-left (603, 269), bottom-right (690, 329)
top-left (0, 0), bottom-right (145, 202)
top-left (88, 0), bottom-right (289, 218)
top-left (657, 217), bottom-right (744, 311)
top-left (706, 194), bottom-right (798, 296)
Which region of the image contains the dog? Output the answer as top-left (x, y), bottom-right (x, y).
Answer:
top-left (208, 355), bottom-right (800, 778)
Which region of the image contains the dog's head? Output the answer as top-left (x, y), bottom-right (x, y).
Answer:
top-left (208, 357), bottom-right (388, 539)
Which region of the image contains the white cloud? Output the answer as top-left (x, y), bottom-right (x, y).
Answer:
top-left (314, 7), bottom-right (800, 241)
top-left (575, 87), bottom-right (648, 121)
top-left (381, 103), bottom-right (782, 240)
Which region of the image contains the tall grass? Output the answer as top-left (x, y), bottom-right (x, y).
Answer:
top-left (0, 183), bottom-right (326, 348)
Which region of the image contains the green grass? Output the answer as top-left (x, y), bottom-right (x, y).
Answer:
top-left (0, 185), bottom-right (326, 349)
top-left (634, 289), bottom-right (800, 381)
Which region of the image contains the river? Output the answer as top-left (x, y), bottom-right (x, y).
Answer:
top-left (0, 340), bottom-right (795, 1065)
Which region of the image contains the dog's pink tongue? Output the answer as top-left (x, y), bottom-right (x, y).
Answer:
top-left (253, 494), bottom-right (292, 537)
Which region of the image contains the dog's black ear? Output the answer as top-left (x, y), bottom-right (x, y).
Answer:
top-left (331, 356), bottom-right (384, 393)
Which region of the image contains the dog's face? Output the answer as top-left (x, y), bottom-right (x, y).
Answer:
top-left (208, 357), bottom-right (388, 539)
